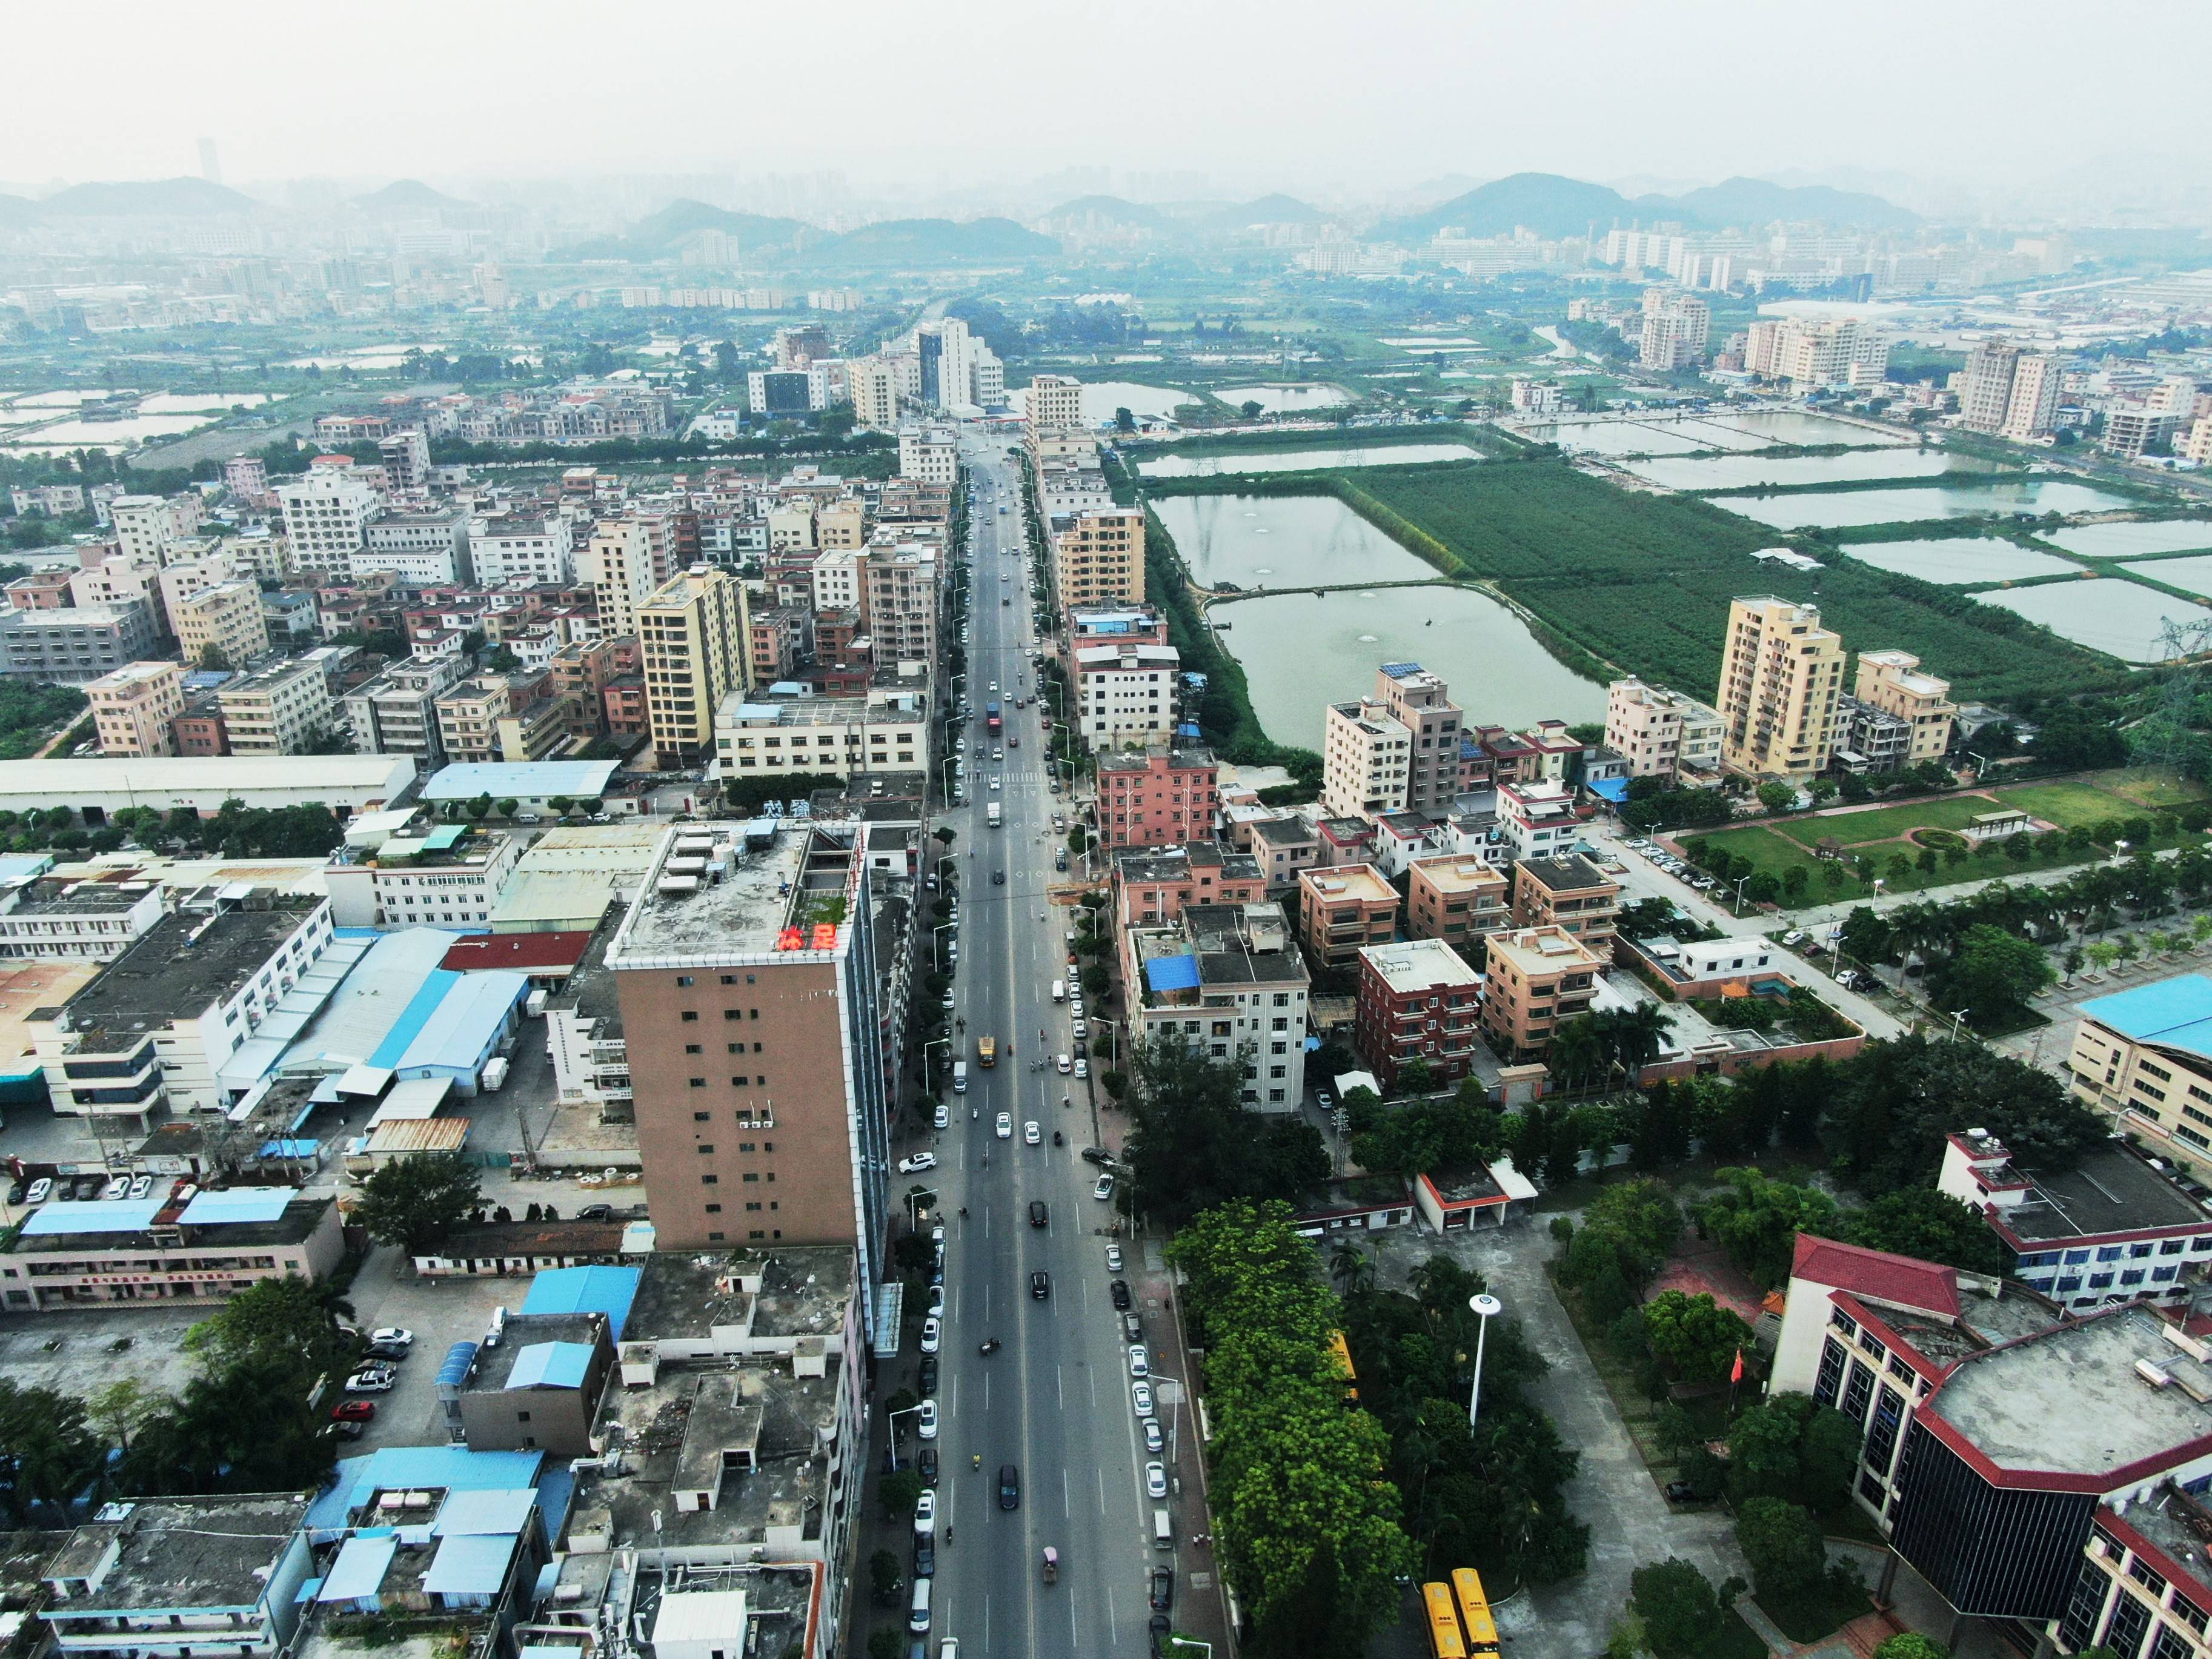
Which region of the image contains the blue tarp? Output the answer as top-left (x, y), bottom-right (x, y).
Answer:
top-left (318, 1534), bottom-right (396, 1604)
top-left (1144, 954), bottom-right (1201, 994)
top-left (506, 1341), bottom-right (594, 1391)
top-left (423, 1532), bottom-right (514, 1598)
top-left (261, 1137), bottom-right (319, 1159)
top-left (434, 1488), bottom-right (538, 1537)
top-left (1586, 776), bottom-right (1630, 804)
top-left (178, 1188), bottom-right (291, 1225)
top-left (522, 1265), bottom-right (641, 1342)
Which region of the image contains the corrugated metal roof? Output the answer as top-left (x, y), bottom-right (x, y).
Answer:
top-left (177, 1188), bottom-right (291, 1225)
top-left (422, 1532), bottom-right (514, 1597)
top-left (318, 1534), bottom-right (396, 1603)
top-left (2081, 975), bottom-right (2212, 1059)
top-left (437, 1341), bottom-right (480, 1388)
top-left (505, 1341), bottom-right (594, 1391)
top-left (364, 1117), bottom-right (469, 1154)
top-left (522, 1265), bottom-right (641, 1343)
top-left (22, 1198), bottom-right (164, 1236)
top-left (433, 1488), bottom-right (539, 1537)
top-left (393, 971), bottom-right (529, 1075)
top-left (422, 760), bottom-right (617, 801)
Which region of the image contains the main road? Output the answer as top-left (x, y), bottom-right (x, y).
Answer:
top-left (923, 428), bottom-right (1164, 1655)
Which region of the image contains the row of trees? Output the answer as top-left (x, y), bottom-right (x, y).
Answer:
top-left (1122, 1037), bottom-right (1330, 1224)
top-left (1167, 1200), bottom-right (1415, 1658)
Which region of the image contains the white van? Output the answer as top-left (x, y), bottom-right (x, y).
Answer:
top-left (1051, 980), bottom-right (1065, 1003)
top-left (909, 1575), bottom-right (932, 1632)
top-left (952, 1062), bottom-right (969, 1095)
top-left (1153, 1508), bottom-right (1174, 1550)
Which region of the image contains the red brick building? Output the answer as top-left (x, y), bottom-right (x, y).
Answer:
top-left (1095, 743), bottom-right (1218, 851)
top-left (1353, 938), bottom-right (1485, 1091)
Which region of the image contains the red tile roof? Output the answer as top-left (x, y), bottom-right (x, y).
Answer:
top-left (439, 931), bottom-right (591, 974)
top-left (1792, 1233), bottom-right (1960, 1317)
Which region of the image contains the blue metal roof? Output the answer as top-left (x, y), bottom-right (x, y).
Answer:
top-left (505, 1341), bottom-right (594, 1390)
top-left (178, 1188), bottom-right (291, 1225)
top-left (1144, 953), bottom-right (1201, 993)
top-left (22, 1198), bottom-right (164, 1237)
top-left (522, 1265), bottom-right (641, 1342)
top-left (308, 1446), bottom-right (545, 1538)
top-left (391, 971), bottom-right (528, 1076)
top-left (423, 1532), bottom-right (513, 1597)
top-left (437, 1341), bottom-right (480, 1388)
top-left (2081, 976), bottom-right (2212, 1060)
top-left (318, 1535), bottom-right (396, 1603)
top-left (433, 1488), bottom-right (538, 1538)
top-left (422, 760), bottom-right (616, 801)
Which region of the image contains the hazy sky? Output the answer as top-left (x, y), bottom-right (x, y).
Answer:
top-left (10, 0), bottom-right (2209, 202)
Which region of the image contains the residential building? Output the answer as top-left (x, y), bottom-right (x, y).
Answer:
top-left (171, 579), bottom-right (270, 668)
top-left (1406, 852), bottom-right (1509, 949)
top-left (1322, 697), bottom-right (1410, 817)
top-left (1296, 863), bottom-right (1398, 971)
top-left (344, 653), bottom-right (471, 770)
top-left (1109, 842), bottom-right (1265, 931)
top-left (1510, 854), bottom-right (1621, 960)
top-left (275, 465), bottom-right (381, 576)
top-left (69, 551), bottom-right (165, 630)
top-left (1, 1195), bottom-right (344, 1312)
top-left (87, 660), bottom-right (186, 757)
top-left (1028, 374), bottom-right (1085, 433)
top-left (847, 355), bottom-right (900, 430)
top-left (2001, 351), bottom-right (2064, 441)
top-left (1369, 663), bottom-right (1463, 811)
top-left (153, 548), bottom-right (243, 636)
top-left (1052, 508), bottom-right (1146, 608)
top-left (714, 690), bottom-right (926, 781)
top-left (1638, 289), bottom-right (1710, 370)
top-left (605, 821), bottom-right (895, 1331)
top-left (638, 567), bottom-right (749, 768)
top-left (1479, 925), bottom-right (1601, 1060)
top-left (0, 877), bottom-right (168, 962)
top-left (6, 567), bottom-right (77, 609)
top-left (435, 673), bottom-right (543, 767)
top-left (1073, 636), bottom-right (1180, 746)
top-left (1128, 901), bottom-right (1309, 1109)
top-left (1496, 778), bottom-right (1581, 860)
top-left (578, 518), bottom-right (656, 639)
top-left (1835, 697), bottom-right (1915, 773)
top-left (1604, 677), bottom-right (1725, 781)
top-left (2105, 405), bottom-right (2182, 461)
top-left (218, 659), bottom-right (337, 756)
top-left (2070, 976), bottom-right (2212, 1184)
top-left (860, 542), bottom-right (938, 663)
top-left (1249, 814), bottom-right (1320, 889)
top-left (0, 599), bottom-right (158, 683)
top-left (547, 637), bottom-right (634, 740)
top-left (897, 425), bottom-right (958, 485)
top-left (1354, 937), bottom-right (1485, 1091)
top-left (469, 513), bottom-right (573, 586)
top-left (36, 1496), bottom-right (315, 1652)
top-left (29, 889), bottom-right (336, 1119)
top-left (1852, 649), bottom-right (1956, 764)
top-left (376, 427), bottom-right (431, 492)
top-left (359, 509), bottom-right (470, 583)
top-left (1741, 317), bottom-right (1888, 388)
top-left (1717, 596), bottom-right (1846, 779)
top-left (1095, 743), bottom-right (1219, 851)
top-left (109, 492), bottom-right (204, 564)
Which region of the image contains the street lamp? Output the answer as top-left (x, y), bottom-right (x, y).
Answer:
top-left (1467, 1294), bottom-right (1503, 1431)
top-left (1151, 1372), bottom-right (1187, 1475)
top-left (1947, 1007), bottom-right (1971, 1043)
top-left (1730, 873), bottom-right (1751, 917)
top-left (933, 921), bottom-right (955, 969)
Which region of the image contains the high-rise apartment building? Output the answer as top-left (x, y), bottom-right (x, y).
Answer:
top-left (468, 513), bottom-right (573, 586)
top-left (847, 356), bottom-right (900, 431)
top-left (1638, 290), bottom-right (1710, 370)
top-left (1052, 508), bottom-right (1145, 609)
top-left (897, 425), bottom-right (958, 485)
top-left (216, 659), bottom-right (336, 756)
top-left (109, 493), bottom-right (204, 565)
top-left (1321, 663), bottom-right (1461, 817)
top-left (1716, 596), bottom-right (1846, 779)
top-left (86, 661), bottom-right (185, 757)
top-left (377, 429), bottom-right (431, 494)
top-left (171, 579), bottom-right (270, 668)
top-left (860, 543), bottom-right (938, 663)
top-left (1368, 663), bottom-right (1462, 811)
top-left (276, 465), bottom-right (382, 576)
top-left (1027, 374), bottom-right (1085, 433)
top-left (606, 821), bottom-right (894, 1331)
top-left (2001, 351), bottom-right (2064, 441)
top-left (1742, 318), bottom-right (1889, 387)
top-left (638, 566), bottom-right (750, 767)
top-left (579, 518), bottom-right (656, 639)
top-left (1853, 650), bottom-right (1956, 764)
top-left (1960, 338), bottom-right (2062, 437)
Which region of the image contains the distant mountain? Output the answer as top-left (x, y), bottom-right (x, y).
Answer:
top-left (0, 194), bottom-right (38, 230)
top-left (1383, 168), bottom-right (1916, 242)
top-left (621, 198), bottom-right (809, 255)
top-left (1212, 193), bottom-right (1327, 227)
top-left (1670, 176), bottom-right (1918, 231)
top-left (1382, 171), bottom-right (1660, 241)
top-left (36, 178), bottom-right (259, 216)
top-left (1041, 195), bottom-right (1167, 230)
top-left (351, 179), bottom-right (471, 214)
top-left (809, 217), bottom-right (1058, 268)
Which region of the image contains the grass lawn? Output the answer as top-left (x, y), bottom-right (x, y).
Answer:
top-left (1757, 1574), bottom-right (1873, 1644)
top-left (1996, 778), bottom-right (2139, 828)
top-left (2099, 768), bottom-right (2208, 811)
top-left (1775, 795), bottom-right (1994, 848)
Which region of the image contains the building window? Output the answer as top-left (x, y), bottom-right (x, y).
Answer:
top-left (701, 1174), bottom-right (718, 1186)
top-left (1813, 1338), bottom-right (1846, 1408)
top-left (1841, 1360), bottom-right (1875, 1424)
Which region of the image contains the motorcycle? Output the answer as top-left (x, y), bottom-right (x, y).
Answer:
top-left (978, 1337), bottom-right (1001, 1357)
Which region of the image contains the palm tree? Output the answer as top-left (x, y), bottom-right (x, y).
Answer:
top-left (1612, 1003), bottom-right (1674, 1072)
top-left (1329, 1241), bottom-right (1376, 1298)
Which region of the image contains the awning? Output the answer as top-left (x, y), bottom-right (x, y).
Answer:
top-left (317, 1534), bottom-right (397, 1603)
top-left (423, 1532), bottom-right (513, 1597)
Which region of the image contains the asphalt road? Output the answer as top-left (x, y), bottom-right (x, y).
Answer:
top-left (919, 433), bottom-right (1163, 1655)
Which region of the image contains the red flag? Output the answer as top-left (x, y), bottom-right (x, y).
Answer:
top-left (1730, 1348), bottom-right (1745, 1383)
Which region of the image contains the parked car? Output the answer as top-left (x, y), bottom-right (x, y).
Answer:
top-left (933, 1102), bottom-right (951, 1129)
top-left (1132, 1381), bottom-right (1155, 1418)
top-left (1111, 1279), bottom-right (1132, 1310)
top-left (917, 1400), bottom-right (938, 1441)
top-left (1150, 1566), bottom-right (1174, 1611)
top-left (364, 1341), bottom-right (410, 1363)
top-left (1080, 1146), bottom-right (1113, 1166)
top-left (1146, 1461), bottom-right (1168, 1499)
top-left (1144, 1419), bottom-right (1164, 1454)
top-left (331, 1400), bottom-right (376, 1422)
top-left (913, 1489), bottom-right (937, 1534)
top-left (344, 1371), bottom-right (394, 1394)
top-left (1128, 1345), bottom-right (1150, 1378)
top-left (22, 1178), bottom-right (50, 1205)
top-left (100, 1176), bottom-right (130, 1201)
top-left (917, 1448), bottom-right (938, 1487)
top-left (921, 1317), bottom-right (941, 1354)
top-left (370, 1328), bottom-right (414, 1347)
top-left (899, 1153), bottom-right (939, 1174)
top-left (576, 1203), bottom-right (615, 1222)
top-left (1094, 1174), bottom-right (1115, 1202)
top-left (127, 1174), bottom-right (153, 1200)
top-left (912, 1536), bottom-right (935, 1578)
top-left (919, 1357), bottom-right (938, 1395)
top-left (1105, 1243), bottom-right (1123, 1271)
top-left (1074, 1057), bottom-right (1088, 1079)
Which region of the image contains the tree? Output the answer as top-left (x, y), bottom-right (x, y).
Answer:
top-left (1735, 1497), bottom-right (1827, 1603)
top-left (1572, 1177), bottom-right (1683, 1293)
top-left (1641, 1291), bottom-right (1753, 1385)
top-left (868, 1549), bottom-right (902, 1607)
top-left (867, 1629), bottom-right (905, 1659)
top-left (353, 1149), bottom-right (483, 1256)
top-left (1873, 1638), bottom-right (1950, 1659)
top-left (1756, 780), bottom-right (1796, 816)
top-left (880, 1468), bottom-right (923, 1519)
top-left (1124, 1036), bottom-right (1328, 1224)
top-left (0, 1380), bottom-right (102, 1523)
top-left (1837, 1186), bottom-right (2007, 1273)
top-left (185, 1276), bottom-right (353, 1385)
top-left (1697, 1168), bottom-right (1839, 1290)
top-left (497, 798), bottom-right (519, 817)
top-left (1632, 1559), bottom-right (1725, 1659)
top-left (198, 643), bottom-right (232, 672)
top-left (1240, 399), bottom-right (1264, 420)
top-left (1350, 1088), bottom-right (1504, 1178)
top-left (1930, 923), bottom-right (2055, 1025)
top-left (1114, 406), bottom-right (1136, 433)
top-left (86, 1379), bottom-right (157, 1455)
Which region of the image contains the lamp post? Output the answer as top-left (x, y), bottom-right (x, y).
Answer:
top-left (1467, 1293), bottom-right (1503, 1431)
top-left (1151, 1372), bottom-right (1187, 1478)
top-left (934, 921), bottom-right (955, 970)
top-left (1730, 873), bottom-right (1752, 917)
top-left (1947, 1007), bottom-right (1971, 1043)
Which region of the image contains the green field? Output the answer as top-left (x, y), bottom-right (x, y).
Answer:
top-left (1775, 796), bottom-right (1995, 848)
top-left (1994, 779), bottom-right (2145, 828)
top-left (1227, 460), bottom-right (2140, 702)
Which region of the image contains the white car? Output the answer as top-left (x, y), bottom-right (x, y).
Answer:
top-left (1094, 1173), bottom-right (1115, 1202)
top-left (127, 1174), bottom-right (153, 1200)
top-left (23, 1177), bottom-right (50, 1205)
top-left (1071, 1019), bottom-right (1088, 1039)
top-left (989, 682), bottom-right (999, 693)
top-left (921, 1317), bottom-right (941, 1354)
top-left (934, 1102), bottom-right (951, 1129)
top-left (370, 1328), bottom-right (414, 1348)
top-left (1146, 1461), bottom-right (1168, 1499)
top-left (1132, 1380), bottom-right (1155, 1419)
top-left (899, 1152), bottom-right (938, 1174)
top-left (1055, 1053), bottom-right (1072, 1074)
top-left (1074, 1057), bottom-right (1089, 1080)
top-left (100, 1176), bottom-right (129, 1201)
top-left (1106, 1243), bottom-right (1123, 1271)
top-left (995, 1112), bottom-right (1013, 1139)
top-left (1129, 1344), bottom-right (1150, 1378)
top-left (1023, 1120), bottom-right (1041, 1145)
top-left (918, 1400), bottom-right (939, 1441)
top-left (989, 779), bottom-right (1000, 791)
top-left (345, 1370), bottom-right (394, 1394)
top-left (1144, 1418), bottom-right (1164, 1454)
top-left (914, 1488), bottom-right (937, 1532)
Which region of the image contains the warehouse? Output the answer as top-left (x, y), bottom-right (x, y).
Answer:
top-left (0, 756), bottom-right (416, 822)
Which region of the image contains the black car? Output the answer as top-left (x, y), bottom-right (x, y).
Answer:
top-left (576, 1203), bottom-right (614, 1222)
top-left (4, 1181), bottom-right (22, 1205)
top-left (918, 1448), bottom-right (938, 1487)
top-left (992, 870), bottom-right (1006, 885)
top-left (1080, 1146), bottom-right (1113, 1167)
top-left (998, 1463), bottom-right (1020, 1510)
top-left (1150, 1613), bottom-right (1174, 1657)
top-left (1029, 1200), bottom-right (1048, 1228)
top-left (918, 1356), bottom-right (938, 1395)
top-left (1664, 1480), bottom-right (1704, 1504)
top-left (1150, 1566), bottom-right (1174, 1611)
top-left (1111, 1279), bottom-right (1132, 1311)
top-left (912, 1537), bottom-right (935, 1578)
top-left (364, 1341), bottom-right (410, 1363)
top-left (1031, 1271), bottom-right (1051, 1300)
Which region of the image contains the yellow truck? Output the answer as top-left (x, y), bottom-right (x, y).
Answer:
top-left (977, 1035), bottom-right (997, 1068)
